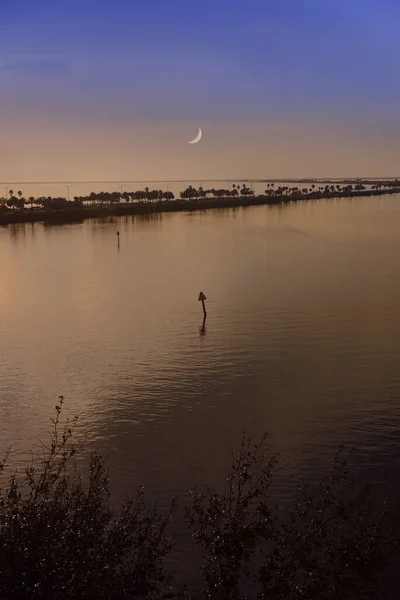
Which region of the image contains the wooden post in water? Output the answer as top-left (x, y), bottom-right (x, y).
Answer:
top-left (116, 231), bottom-right (120, 247)
top-left (198, 291), bottom-right (207, 319)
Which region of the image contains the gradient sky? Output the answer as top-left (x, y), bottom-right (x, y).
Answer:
top-left (2, 0), bottom-right (400, 182)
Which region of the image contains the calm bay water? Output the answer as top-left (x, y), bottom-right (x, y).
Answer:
top-left (1, 194), bottom-right (400, 512)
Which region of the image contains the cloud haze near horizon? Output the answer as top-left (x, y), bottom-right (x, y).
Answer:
top-left (1, 0), bottom-right (400, 181)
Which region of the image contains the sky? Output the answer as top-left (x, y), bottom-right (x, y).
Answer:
top-left (1, 0), bottom-right (400, 183)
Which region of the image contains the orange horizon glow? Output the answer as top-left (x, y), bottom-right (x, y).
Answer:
top-left (1, 117), bottom-right (400, 187)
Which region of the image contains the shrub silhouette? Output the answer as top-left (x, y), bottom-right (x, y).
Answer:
top-left (0, 398), bottom-right (175, 599)
top-left (0, 399), bottom-right (398, 599)
top-left (187, 435), bottom-right (398, 599)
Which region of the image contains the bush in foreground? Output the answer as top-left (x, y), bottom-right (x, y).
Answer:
top-left (0, 398), bottom-right (398, 599)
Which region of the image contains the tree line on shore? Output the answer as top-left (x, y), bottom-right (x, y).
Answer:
top-left (0, 181), bottom-right (396, 212)
top-left (0, 398), bottom-right (398, 599)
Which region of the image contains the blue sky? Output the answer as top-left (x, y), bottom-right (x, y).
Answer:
top-left (1, 0), bottom-right (400, 180)
top-left (3, 0), bottom-right (400, 120)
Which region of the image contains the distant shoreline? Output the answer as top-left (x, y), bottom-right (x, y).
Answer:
top-left (0, 186), bottom-right (399, 226)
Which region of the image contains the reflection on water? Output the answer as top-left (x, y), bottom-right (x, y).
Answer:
top-left (199, 318), bottom-right (207, 338)
top-left (0, 195), bottom-right (400, 511)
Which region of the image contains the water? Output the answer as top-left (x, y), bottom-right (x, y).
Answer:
top-left (1, 194), bottom-right (400, 511)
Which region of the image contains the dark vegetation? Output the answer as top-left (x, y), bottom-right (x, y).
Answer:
top-left (0, 398), bottom-right (398, 599)
top-left (1, 180), bottom-right (399, 225)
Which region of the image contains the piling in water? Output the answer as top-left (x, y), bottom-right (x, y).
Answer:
top-left (198, 291), bottom-right (207, 319)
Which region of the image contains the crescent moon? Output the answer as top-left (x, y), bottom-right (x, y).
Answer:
top-left (188, 128), bottom-right (202, 144)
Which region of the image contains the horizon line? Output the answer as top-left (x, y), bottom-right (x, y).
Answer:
top-left (0, 177), bottom-right (399, 185)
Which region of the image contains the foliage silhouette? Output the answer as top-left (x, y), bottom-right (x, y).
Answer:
top-left (1, 181), bottom-right (400, 225)
top-left (0, 398), bottom-right (175, 599)
top-left (0, 400), bottom-right (398, 599)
